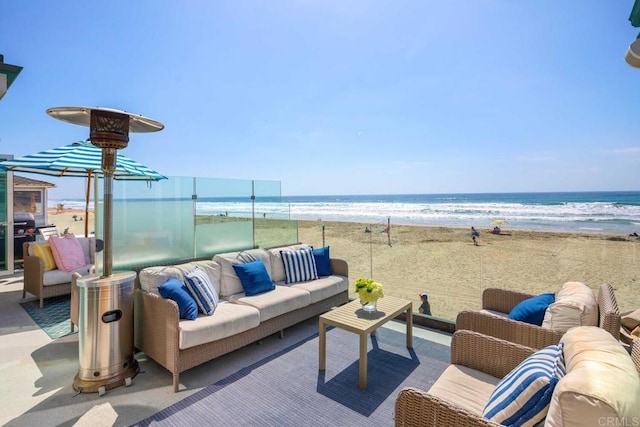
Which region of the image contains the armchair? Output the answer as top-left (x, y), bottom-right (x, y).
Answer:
top-left (395, 327), bottom-right (640, 427)
top-left (456, 283), bottom-right (620, 349)
top-left (22, 237), bottom-right (95, 308)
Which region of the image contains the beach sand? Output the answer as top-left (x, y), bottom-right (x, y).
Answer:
top-left (47, 209), bottom-right (640, 320)
top-left (297, 220), bottom-right (640, 320)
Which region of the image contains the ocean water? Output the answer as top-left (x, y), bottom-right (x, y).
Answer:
top-left (51, 191), bottom-right (640, 235)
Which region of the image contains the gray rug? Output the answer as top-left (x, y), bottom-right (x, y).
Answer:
top-left (132, 326), bottom-right (450, 427)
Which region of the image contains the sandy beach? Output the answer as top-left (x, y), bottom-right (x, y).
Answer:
top-left (47, 208), bottom-right (640, 321)
top-left (297, 220), bottom-right (640, 320)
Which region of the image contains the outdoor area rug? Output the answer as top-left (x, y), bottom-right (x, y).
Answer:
top-left (132, 326), bottom-right (450, 427)
top-left (19, 295), bottom-right (76, 340)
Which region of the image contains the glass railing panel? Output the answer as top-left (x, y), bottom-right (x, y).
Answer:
top-left (96, 176), bottom-right (195, 271)
top-left (253, 180), bottom-right (298, 248)
top-left (194, 177), bottom-right (254, 256)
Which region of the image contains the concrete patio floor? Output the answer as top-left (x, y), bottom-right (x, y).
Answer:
top-left (0, 271), bottom-right (452, 427)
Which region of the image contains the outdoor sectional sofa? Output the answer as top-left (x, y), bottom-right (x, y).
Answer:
top-left (134, 244), bottom-right (349, 392)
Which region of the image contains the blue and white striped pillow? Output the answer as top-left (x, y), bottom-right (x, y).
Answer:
top-left (482, 343), bottom-right (565, 426)
top-left (184, 267), bottom-right (219, 316)
top-left (280, 248), bottom-right (318, 284)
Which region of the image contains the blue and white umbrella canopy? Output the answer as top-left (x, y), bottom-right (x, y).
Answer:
top-left (0, 140), bottom-right (166, 180)
top-left (0, 140), bottom-right (166, 236)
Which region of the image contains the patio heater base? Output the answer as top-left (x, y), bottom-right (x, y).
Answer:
top-left (72, 361), bottom-right (138, 396)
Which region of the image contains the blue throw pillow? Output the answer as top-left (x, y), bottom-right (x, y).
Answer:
top-left (233, 259), bottom-right (275, 296)
top-left (508, 293), bottom-right (555, 326)
top-left (483, 343), bottom-right (566, 426)
top-left (313, 246), bottom-right (331, 277)
top-left (158, 278), bottom-right (199, 320)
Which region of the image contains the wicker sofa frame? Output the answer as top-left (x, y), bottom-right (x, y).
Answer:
top-left (455, 283), bottom-right (621, 349)
top-left (134, 258), bottom-right (349, 392)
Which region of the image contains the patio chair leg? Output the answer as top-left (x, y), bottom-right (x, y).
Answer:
top-left (40, 298), bottom-right (43, 309)
top-left (279, 330), bottom-right (284, 339)
top-left (70, 320), bottom-right (75, 333)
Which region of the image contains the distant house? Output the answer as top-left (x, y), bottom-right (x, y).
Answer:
top-left (14, 175), bottom-right (55, 226)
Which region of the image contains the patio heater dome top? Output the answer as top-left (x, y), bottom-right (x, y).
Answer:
top-left (46, 106), bottom-right (164, 133)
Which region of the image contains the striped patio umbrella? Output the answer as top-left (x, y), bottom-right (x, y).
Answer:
top-left (0, 140), bottom-right (166, 237)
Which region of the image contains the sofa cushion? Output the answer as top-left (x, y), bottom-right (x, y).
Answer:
top-left (508, 292), bottom-right (555, 326)
top-left (428, 364), bottom-right (501, 416)
top-left (483, 343), bottom-right (565, 426)
top-left (172, 260), bottom-right (222, 297)
top-left (185, 266), bottom-right (219, 316)
top-left (213, 252), bottom-right (245, 297)
top-left (227, 285), bottom-right (311, 322)
top-left (138, 266), bottom-right (184, 294)
top-left (233, 259), bottom-right (275, 296)
top-left (237, 249), bottom-right (272, 276)
top-left (267, 244), bottom-right (310, 283)
top-left (49, 234), bottom-right (86, 272)
top-left (76, 236), bottom-right (95, 265)
top-left (158, 278), bottom-right (199, 320)
top-left (281, 247), bottom-right (318, 284)
top-left (178, 301), bottom-right (261, 350)
top-left (42, 264), bottom-right (92, 286)
top-left (542, 282), bottom-right (597, 332)
top-left (546, 326), bottom-right (640, 426)
top-left (289, 275), bottom-right (348, 304)
top-left (32, 243), bottom-right (57, 272)
top-left (313, 246), bottom-right (331, 277)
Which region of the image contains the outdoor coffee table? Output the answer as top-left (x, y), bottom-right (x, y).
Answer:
top-left (318, 295), bottom-right (413, 389)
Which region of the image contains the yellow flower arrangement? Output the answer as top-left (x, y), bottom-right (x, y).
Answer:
top-left (354, 277), bottom-right (384, 303)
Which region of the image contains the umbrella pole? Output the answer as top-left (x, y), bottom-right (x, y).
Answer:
top-left (85, 171), bottom-right (92, 238)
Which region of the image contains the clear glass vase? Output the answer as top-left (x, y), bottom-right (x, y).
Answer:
top-left (361, 299), bottom-right (377, 312)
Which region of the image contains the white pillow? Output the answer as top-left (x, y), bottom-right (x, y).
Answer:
top-left (138, 266), bottom-right (183, 294)
top-left (542, 282), bottom-right (597, 332)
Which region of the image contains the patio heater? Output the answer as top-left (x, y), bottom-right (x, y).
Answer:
top-left (47, 106), bottom-right (164, 395)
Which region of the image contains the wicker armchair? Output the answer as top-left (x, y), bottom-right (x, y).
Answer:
top-left (395, 327), bottom-right (640, 427)
top-left (456, 283), bottom-right (621, 349)
top-left (395, 330), bottom-right (535, 427)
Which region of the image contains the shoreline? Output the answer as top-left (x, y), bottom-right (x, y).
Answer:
top-left (45, 210), bottom-right (640, 320)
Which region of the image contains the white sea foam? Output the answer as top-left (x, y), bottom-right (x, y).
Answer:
top-left (50, 197), bottom-right (640, 234)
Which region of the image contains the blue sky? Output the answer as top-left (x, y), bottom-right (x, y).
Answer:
top-left (1, 1), bottom-right (639, 199)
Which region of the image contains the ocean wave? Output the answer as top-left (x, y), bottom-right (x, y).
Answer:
top-left (50, 191), bottom-right (640, 234)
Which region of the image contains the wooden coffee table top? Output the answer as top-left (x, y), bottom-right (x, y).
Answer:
top-left (320, 295), bottom-right (412, 334)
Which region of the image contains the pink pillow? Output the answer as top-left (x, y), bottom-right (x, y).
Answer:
top-left (49, 234), bottom-right (86, 272)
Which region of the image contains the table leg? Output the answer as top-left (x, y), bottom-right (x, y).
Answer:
top-left (359, 332), bottom-right (367, 389)
top-left (319, 318), bottom-right (326, 371)
top-left (406, 303), bottom-right (413, 349)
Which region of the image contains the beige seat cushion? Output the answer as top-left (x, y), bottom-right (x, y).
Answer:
top-left (427, 364), bottom-right (501, 416)
top-left (226, 285), bottom-right (311, 322)
top-left (178, 301), bottom-right (260, 349)
top-left (287, 275), bottom-right (348, 304)
top-left (545, 326), bottom-right (640, 427)
top-left (138, 266), bottom-right (185, 294)
top-left (542, 282), bottom-right (597, 332)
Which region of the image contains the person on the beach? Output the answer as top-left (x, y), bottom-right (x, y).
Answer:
top-left (419, 293), bottom-right (431, 315)
top-left (471, 226), bottom-right (480, 246)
